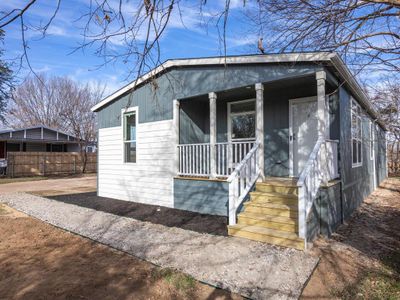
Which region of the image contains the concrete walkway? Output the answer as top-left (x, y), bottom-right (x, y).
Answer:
top-left (0, 193), bottom-right (318, 300)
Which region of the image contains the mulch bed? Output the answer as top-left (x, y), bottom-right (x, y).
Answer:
top-left (46, 192), bottom-right (228, 236)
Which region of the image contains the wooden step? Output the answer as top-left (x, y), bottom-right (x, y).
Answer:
top-left (244, 202), bottom-right (298, 217)
top-left (256, 182), bottom-right (298, 195)
top-left (237, 211), bottom-right (298, 232)
top-left (228, 224), bottom-right (304, 250)
top-left (263, 177), bottom-right (298, 185)
top-left (250, 191), bottom-right (298, 205)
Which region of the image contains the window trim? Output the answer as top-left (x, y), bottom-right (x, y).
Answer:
top-left (370, 120), bottom-right (375, 160)
top-left (351, 98), bottom-right (363, 168)
top-left (121, 106), bottom-right (138, 164)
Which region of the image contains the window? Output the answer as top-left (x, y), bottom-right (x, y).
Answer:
top-left (351, 99), bottom-right (362, 167)
top-left (229, 100), bottom-right (256, 140)
top-left (123, 110), bottom-right (137, 163)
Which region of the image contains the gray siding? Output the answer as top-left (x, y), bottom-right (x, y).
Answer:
top-left (319, 183), bottom-right (342, 237)
top-left (98, 63), bottom-right (320, 129)
top-left (27, 128), bottom-right (42, 139)
top-left (173, 178), bottom-right (229, 216)
top-left (339, 86), bottom-right (387, 220)
top-left (43, 128), bottom-right (57, 140)
top-left (307, 182), bottom-right (342, 241)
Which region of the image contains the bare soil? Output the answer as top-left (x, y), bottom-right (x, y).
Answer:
top-left (0, 204), bottom-right (241, 300)
top-left (0, 174), bottom-right (96, 195)
top-left (302, 178), bottom-right (400, 299)
top-left (45, 192), bottom-right (228, 236)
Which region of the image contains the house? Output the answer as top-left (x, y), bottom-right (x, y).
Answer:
top-left (0, 125), bottom-right (81, 159)
top-left (91, 53), bottom-right (387, 250)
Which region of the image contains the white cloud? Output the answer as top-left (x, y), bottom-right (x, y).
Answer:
top-left (46, 25), bottom-right (68, 37)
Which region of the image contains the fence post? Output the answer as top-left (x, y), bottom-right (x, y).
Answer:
top-left (74, 155), bottom-right (77, 174)
top-left (43, 155), bottom-right (46, 176)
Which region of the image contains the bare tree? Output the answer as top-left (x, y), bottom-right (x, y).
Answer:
top-left (1, 1), bottom-right (398, 77)
top-left (252, 0), bottom-right (400, 73)
top-left (0, 1), bottom-right (236, 82)
top-left (369, 75), bottom-right (400, 174)
top-left (8, 74), bottom-right (104, 172)
top-left (0, 29), bottom-right (13, 124)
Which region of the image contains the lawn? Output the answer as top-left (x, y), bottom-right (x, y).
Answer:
top-left (0, 204), bottom-right (240, 299)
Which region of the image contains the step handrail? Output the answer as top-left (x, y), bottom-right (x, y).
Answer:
top-left (297, 137), bottom-right (326, 248)
top-left (227, 142), bottom-right (260, 225)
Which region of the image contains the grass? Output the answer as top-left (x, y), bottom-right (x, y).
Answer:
top-left (0, 176), bottom-right (48, 184)
top-left (151, 267), bottom-right (196, 296)
top-left (0, 204), bottom-right (9, 215)
top-left (332, 251), bottom-right (400, 300)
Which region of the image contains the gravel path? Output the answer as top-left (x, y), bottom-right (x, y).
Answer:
top-left (0, 193), bottom-right (318, 300)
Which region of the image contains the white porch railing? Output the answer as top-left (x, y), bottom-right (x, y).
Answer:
top-left (216, 140), bottom-right (255, 176)
top-left (326, 139), bottom-right (339, 180)
top-left (177, 143), bottom-right (211, 177)
top-left (177, 140), bottom-right (255, 177)
top-left (228, 142), bottom-right (260, 225)
top-left (297, 138), bottom-right (339, 246)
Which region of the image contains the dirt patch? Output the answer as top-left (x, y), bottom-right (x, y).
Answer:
top-left (0, 175), bottom-right (96, 194)
top-left (0, 176), bottom-right (48, 184)
top-left (46, 192), bottom-right (228, 236)
top-left (302, 178), bottom-right (400, 299)
top-left (0, 205), bottom-right (241, 300)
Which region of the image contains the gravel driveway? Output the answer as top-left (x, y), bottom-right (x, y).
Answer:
top-left (0, 192), bottom-right (318, 300)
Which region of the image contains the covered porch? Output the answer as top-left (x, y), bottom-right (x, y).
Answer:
top-left (173, 71), bottom-right (339, 180)
top-left (172, 70), bottom-right (340, 249)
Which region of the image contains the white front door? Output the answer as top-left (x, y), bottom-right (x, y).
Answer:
top-left (289, 97), bottom-right (318, 177)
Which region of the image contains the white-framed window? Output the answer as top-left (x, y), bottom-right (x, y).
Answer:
top-left (370, 120), bottom-right (375, 160)
top-left (122, 107), bottom-right (137, 163)
top-left (227, 99), bottom-right (256, 141)
top-left (351, 99), bottom-right (362, 167)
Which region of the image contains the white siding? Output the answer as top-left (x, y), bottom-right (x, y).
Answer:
top-left (98, 120), bottom-right (174, 207)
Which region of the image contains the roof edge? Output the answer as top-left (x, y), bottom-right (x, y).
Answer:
top-left (91, 52), bottom-right (335, 112)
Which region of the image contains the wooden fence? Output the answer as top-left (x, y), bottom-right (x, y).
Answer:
top-left (388, 143), bottom-right (400, 177)
top-left (6, 152), bottom-right (97, 177)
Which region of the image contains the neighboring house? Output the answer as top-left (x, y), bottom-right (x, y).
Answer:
top-left (0, 126), bottom-right (81, 158)
top-left (91, 53), bottom-right (387, 250)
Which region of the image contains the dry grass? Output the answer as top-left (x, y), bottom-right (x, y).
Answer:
top-left (302, 178), bottom-right (400, 299)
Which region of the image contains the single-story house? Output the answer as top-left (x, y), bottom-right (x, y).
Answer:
top-left (91, 52), bottom-right (387, 250)
top-left (0, 125), bottom-right (81, 158)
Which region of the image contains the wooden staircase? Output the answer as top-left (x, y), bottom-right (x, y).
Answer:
top-left (228, 177), bottom-right (304, 250)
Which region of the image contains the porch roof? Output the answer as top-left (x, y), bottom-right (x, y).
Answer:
top-left (91, 52), bottom-right (385, 130)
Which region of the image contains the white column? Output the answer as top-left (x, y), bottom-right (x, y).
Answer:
top-left (209, 92), bottom-right (217, 178)
top-left (173, 99), bottom-right (180, 175)
top-left (316, 71), bottom-right (327, 139)
top-left (255, 83), bottom-right (265, 180)
top-left (316, 71), bottom-right (327, 184)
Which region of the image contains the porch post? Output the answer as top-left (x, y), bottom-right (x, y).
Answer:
top-left (316, 70), bottom-right (328, 184)
top-left (255, 83), bottom-right (265, 180)
top-left (316, 71), bottom-right (327, 139)
top-left (173, 99), bottom-right (180, 175)
top-left (209, 92), bottom-right (217, 178)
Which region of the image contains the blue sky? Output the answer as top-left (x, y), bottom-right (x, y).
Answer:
top-left (1, 0), bottom-right (258, 94)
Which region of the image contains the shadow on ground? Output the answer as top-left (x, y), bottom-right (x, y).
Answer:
top-left (302, 178), bottom-right (400, 299)
top-left (46, 192), bottom-right (228, 236)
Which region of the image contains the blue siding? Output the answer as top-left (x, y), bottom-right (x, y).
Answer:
top-left (174, 178), bottom-right (229, 216)
top-left (339, 86), bottom-right (387, 219)
top-left (98, 64), bottom-right (319, 128)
